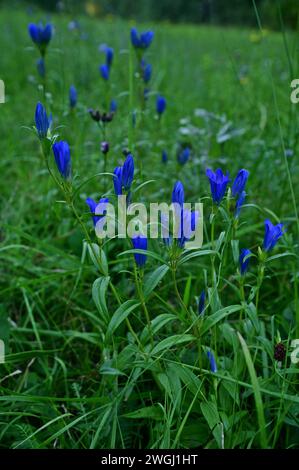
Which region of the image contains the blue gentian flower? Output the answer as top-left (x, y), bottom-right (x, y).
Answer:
top-left (36, 58), bottom-right (45, 78)
top-left (161, 213), bottom-right (171, 246)
top-left (207, 350), bottom-right (217, 373)
top-left (232, 169), bottom-right (249, 197)
top-left (35, 102), bottom-right (51, 139)
top-left (131, 28), bottom-right (154, 49)
top-left (122, 154), bottom-right (134, 190)
top-left (86, 198), bottom-right (97, 226)
top-left (100, 64), bottom-right (110, 80)
top-left (142, 62), bottom-right (152, 84)
top-left (28, 22), bottom-right (52, 53)
top-left (263, 219), bottom-right (285, 252)
top-left (110, 99), bottom-right (117, 113)
top-left (69, 85), bottom-right (77, 108)
top-left (104, 46), bottom-right (114, 67)
top-left (156, 95), bottom-right (166, 115)
top-left (177, 208), bottom-right (200, 248)
top-left (86, 197), bottom-right (109, 226)
top-left (132, 235), bottom-right (147, 267)
top-left (198, 290), bottom-right (205, 315)
top-left (239, 248), bottom-right (252, 275)
top-left (172, 181), bottom-right (184, 207)
top-left (235, 190), bottom-right (246, 218)
top-left (113, 166), bottom-right (123, 196)
top-left (206, 168), bottom-right (230, 205)
top-left (52, 141), bottom-right (71, 179)
top-left (162, 150), bottom-right (168, 163)
top-left (178, 147), bottom-right (190, 165)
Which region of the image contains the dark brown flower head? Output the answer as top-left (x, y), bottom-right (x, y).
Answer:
top-left (89, 109), bottom-right (101, 122)
top-left (101, 141), bottom-right (110, 154)
top-left (274, 342), bottom-right (286, 362)
top-left (101, 112), bottom-right (114, 123)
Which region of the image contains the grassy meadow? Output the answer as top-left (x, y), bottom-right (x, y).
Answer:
top-left (0, 5), bottom-right (299, 449)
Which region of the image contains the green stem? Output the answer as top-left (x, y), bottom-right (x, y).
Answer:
top-left (134, 264), bottom-right (153, 347)
top-left (256, 263), bottom-right (265, 315)
top-left (240, 277), bottom-right (246, 321)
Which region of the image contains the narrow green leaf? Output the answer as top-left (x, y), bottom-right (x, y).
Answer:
top-left (123, 405), bottom-right (164, 420)
top-left (140, 313), bottom-right (176, 344)
top-left (106, 300), bottom-right (140, 340)
top-left (237, 332), bottom-right (268, 449)
top-left (151, 334), bottom-right (195, 355)
top-left (92, 276), bottom-right (110, 325)
top-left (143, 265), bottom-right (169, 298)
top-left (200, 305), bottom-right (242, 336)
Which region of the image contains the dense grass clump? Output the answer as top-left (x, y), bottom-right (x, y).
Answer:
top-left (0, 6), bottom-right (298, 449)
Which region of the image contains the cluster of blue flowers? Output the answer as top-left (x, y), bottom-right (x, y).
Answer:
top-left (206, 167), bottom-right (284, 276)
top-left (32, 23), bottom-right (287, 379)
top-left (28, 22), bottom-right (52, 55)
top-left (29, 22), bottom-right (78, 110)
top-left (131, 28), bottom-right (154, 49)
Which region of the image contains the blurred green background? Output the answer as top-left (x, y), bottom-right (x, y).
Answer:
top-left (1, 0), bottom-right (298, 29)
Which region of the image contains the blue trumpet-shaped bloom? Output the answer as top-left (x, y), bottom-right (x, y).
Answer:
top-left (131, 28), bottom-right (154, 49)
top-left (110, 99), bottom-right (117, 113)
top-left (206, 168), bottom-right (230, 205)
top-left (235, 190), bottom-right (246, 218)
top-left (35, 102), bottom-right (51, 139)
top-left (156, 95), bottom-right (166, 115)
top-left (86, 197), bottom-right (109, 227)
top-left (105, 46), bottom-right (114, 67)
top-left (132, 235), bottom-right (147, 267)
top-left (141, 61), bottom-right (152, 84)
top-left (239, 248), bottom-right (252, 275)
top-left (113, 166), bottom-right (123, 196)
top-left (207, 351), bottom-right (217, 373)
top-left (99, 64), bottom-right (110, 80)
top-left (263, 219), bottom-right (285, 252)
top-left (232, 169), bottom-right (249, 197)
top-left (28, 22), bottom-right (52, 53)
top-left (177, 208), bottom-right (199, 248)
top-left (69, 85), bottom-right (77, 108)
top-left (162, 150), bottom-right (168, 163)
top-left (198, 290), bottom-right (205, 315)
top-left (52, 141), bottom-right (71, 179)
top-left (172, 181), bottom-right (184, 207)
top-left (122, 154), bottom-right (134, 190)
top-left (178, 147), bottom-right (190, 165)
top-left (161, 212), bottom-right (171, 246)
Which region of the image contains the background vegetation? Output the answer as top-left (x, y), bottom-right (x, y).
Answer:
top-left (2, 0), bottom-right (298, 29)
